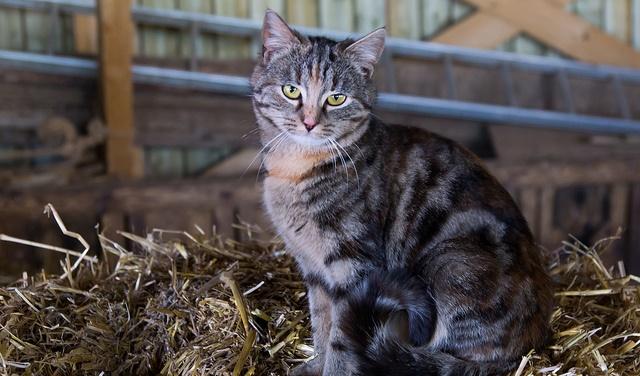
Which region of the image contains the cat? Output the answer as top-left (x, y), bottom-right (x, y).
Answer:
top-left (251, 10), bottom-right (553, 376)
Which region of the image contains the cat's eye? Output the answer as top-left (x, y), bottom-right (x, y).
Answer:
top-left (326, 94), bottom-right (347, 106)
top-left (282, 85), bottom-right (301, 100)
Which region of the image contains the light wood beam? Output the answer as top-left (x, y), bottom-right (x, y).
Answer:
top-left (461, 0), bottom-right (640, 67)
top-left (434, 0), bottom-right (573, 48)
top-left (98, 0), bottom-right (144, 178)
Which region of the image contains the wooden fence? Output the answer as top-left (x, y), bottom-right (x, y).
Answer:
top-left (2, 0), bottom-right (640, 60)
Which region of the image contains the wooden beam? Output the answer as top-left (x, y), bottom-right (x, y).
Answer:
top-left (73, 14), bottom-right (98, 55)
top-left (434, 0), bottom-right (574, 48)
top-left (98, 0), bottom-right (143, 178)
top-left (461, 0), bottom-right (640, 68)
top-left (433, 11), bottom-right (518, 49)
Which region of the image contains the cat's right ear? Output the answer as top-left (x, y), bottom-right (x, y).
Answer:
top-left (262, 10), bottom-right (301, 62)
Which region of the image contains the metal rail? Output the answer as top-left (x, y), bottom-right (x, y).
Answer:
top-left (3, 0), bottom-right (640, 83)
top-left (2, 50), bottom-right (639, 135)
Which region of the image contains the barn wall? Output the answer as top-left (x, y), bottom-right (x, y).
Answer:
top-left (1, 0), bottom-right (640, 59)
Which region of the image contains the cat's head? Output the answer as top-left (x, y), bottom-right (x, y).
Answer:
top-left (251, 10), bottom-right (385, 149)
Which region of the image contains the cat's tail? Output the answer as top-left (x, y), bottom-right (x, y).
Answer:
top-left (341, 271), bottom-right (516, 376)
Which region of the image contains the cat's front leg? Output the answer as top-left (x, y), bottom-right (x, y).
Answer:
top-left (293, 285), bottom-right (332, 376)
top-left (322, 301), bottom-right (356, 376)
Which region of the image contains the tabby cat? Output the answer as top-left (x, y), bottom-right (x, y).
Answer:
top-left (251, 10), bottom-right (553, 376)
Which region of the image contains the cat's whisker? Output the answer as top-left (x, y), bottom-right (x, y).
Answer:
top-left (257, 132), bottom-right (289, 182)
top-left (242, 128), bottom-right (262, 139)
top-left (324, 139), bottom-right (339, 174)
top-left (329, 138), bottom-right (349, 183)
top-left (332, 138), bottom-right (359, 187)
top-left (242, 131), bottom-right (286, 178)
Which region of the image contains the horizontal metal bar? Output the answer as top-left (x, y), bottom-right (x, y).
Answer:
top-left (0, 49), bottom-right (97, 76)
top-left (3, 0), bottom-right (640, 84)
top-left (1, 50), bottom-right (639, 135)
top-left (376, 93), bottom-right (640, 135)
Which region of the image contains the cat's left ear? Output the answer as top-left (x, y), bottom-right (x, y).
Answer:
top-left (344, 27), bottom-right (386, 78)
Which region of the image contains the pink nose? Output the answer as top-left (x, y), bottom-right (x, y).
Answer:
top-left (303, 116), bottom-right (317, 131)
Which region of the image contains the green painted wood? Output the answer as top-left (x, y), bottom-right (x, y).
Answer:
top-left (250, 0), bottom-right (286, 57)
top-left (287, 0), bottom-right (319, 27)
top-left (24, 10), bottom-right (49, 52)
top-left (0, 9), bottom-right (24, 50)
top-left (388, 0), bottom-right (421, 39)
top-left (573, 0), bottom-right (605, 28)
top-left (421, 0), bottom-right (449, 38)
top-left (145, 147), bottom-right (185, 177)
top-left (184, 147), bottom-right (232, 175)
top-left (319, 0), bottom-right (354, 32)
top-left (354, 0), bottom-right (385, 32)
top-left (213, 0), bottom-right (251, 59)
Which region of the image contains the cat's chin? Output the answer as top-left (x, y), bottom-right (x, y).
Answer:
top-left (287, 133), bottom-right (330, 148)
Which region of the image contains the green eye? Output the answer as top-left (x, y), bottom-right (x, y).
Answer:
top-left (282, 85), bottom-right (301, 99)
top-left (327, 94), bottom-right (347, 106)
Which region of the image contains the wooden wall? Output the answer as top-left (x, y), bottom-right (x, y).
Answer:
top-left (2, 0), bottom-right (640, 59)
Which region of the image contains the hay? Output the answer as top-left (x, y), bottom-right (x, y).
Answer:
top-left (0, 208), bottom-right (639, 376)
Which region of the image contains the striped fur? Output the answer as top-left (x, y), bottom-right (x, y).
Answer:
top-left (251, 10), bottom-right (553, 376)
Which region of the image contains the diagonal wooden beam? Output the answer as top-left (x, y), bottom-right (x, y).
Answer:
top-left (433, 11), bottom-right (517, 49)
top-left (433, 0), bottom-right (573, 49)
top-left (458, 0), bottom-right (640, 68)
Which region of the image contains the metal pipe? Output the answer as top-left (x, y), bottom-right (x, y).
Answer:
top-left (1, 50), bottom-right (639, 135)
top-left (3, 0), bottom-right (640, 84)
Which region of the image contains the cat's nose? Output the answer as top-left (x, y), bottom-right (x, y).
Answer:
top-left (303, 116), bottom-right (317, 131)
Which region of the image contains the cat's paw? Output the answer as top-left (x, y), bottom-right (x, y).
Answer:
top-left (291, 357), bottom-right (323, 376)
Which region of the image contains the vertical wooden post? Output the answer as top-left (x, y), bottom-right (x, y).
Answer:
top-left (73, 14), bottom-right (98, 55)
top-left (98, 0), bottom-right (144, 178)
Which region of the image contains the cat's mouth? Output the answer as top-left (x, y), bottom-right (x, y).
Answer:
top-left (287, 132), bottom-right (329, 147)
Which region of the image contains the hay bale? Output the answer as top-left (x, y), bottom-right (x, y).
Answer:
top-left (0, 212), bottom-right (639, 375)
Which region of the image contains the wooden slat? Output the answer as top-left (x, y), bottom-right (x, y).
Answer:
top-left (464, 0), bottom-right (640, 68)
top-left (354, 0), bottom-right (385, 32)
top-left (388, 0), bottom-right (421, 39)
top-left (73, 14), bottom-right (98, 55)
top-left (628, 184), bottom-right (640, 273)
top-left (24, 10), bottom-right (49, 52)
top-left (98, 0), bottom-right (144, 178)
top-left (214, 0), bottom-right (251, 59)
top-left (319, 0), bottom-right (355, 32)
top-left (0, 9), bottom-right (24, 50)
top-left (487, 158), bottom-right (640, 188)
top-left (433, 11), bottom-right (518, 49)
top-left (286, 0), bottom-right (318, 26)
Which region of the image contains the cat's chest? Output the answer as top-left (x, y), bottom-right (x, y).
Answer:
top-left (263, 177), bottom-right (349, 281)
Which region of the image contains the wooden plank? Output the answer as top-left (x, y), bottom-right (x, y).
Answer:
top-left (421, 0), bottom-right (450, 38)
top-left (98, 0), bottom-right (144, 178)
top-left (628, 184), bottom-right (640, 274)
top-left (213, 0), bottom-right (251, 59)
top-left (24, 10), bottom-right (49, 52)
top-left (433, 11), bottom-right (518, 48)
top-left (145, 147), bottom-right (185, 177)
top-left (518, 188), bottom-right (540, 239)
top-left (464, 0), bottom-right (640, 68)
top-left (433, 0), bottom-right (576, 51)
top-left (177, 0), bottom-right (215, 62)
top-left (603, 0), bottom-right (632, 43)
top-left (286, 0), bottom-right (319, 27)
top-left (487, 158), bottom-right (640, 188)
top-left (354, 0), bottom-right (385, 32)
top-left (249, 0), bottom-right (286, 57)
top-left (319, 0), bottom-right (355, 32)
top-left (388, 0), bottom-right (421, 39)
top-left (0, 9), bottom-right (25, 50)
top-left (73, 14), bottom-right (98, 55)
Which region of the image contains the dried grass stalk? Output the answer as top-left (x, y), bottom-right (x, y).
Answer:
top-left (0, 208), bottom-right (639, 375)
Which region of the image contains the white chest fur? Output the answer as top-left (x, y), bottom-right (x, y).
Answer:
top-left (263, 176), bottom-right (356, 288)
